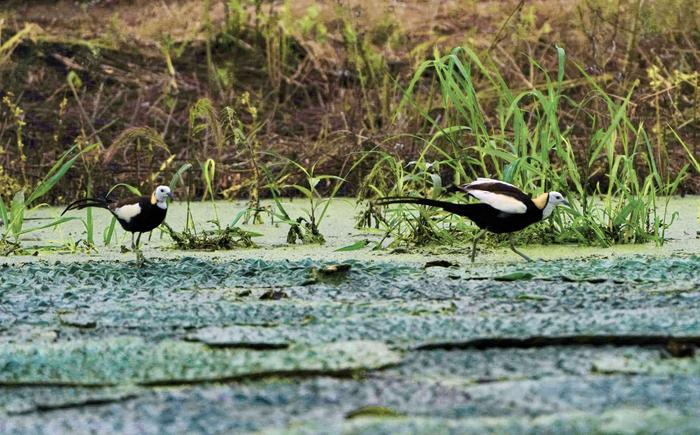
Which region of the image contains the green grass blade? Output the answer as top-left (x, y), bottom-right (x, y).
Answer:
top-left (170, 162), bottom-right (193, 191)
top-left (0, 196), bottom-right (8, 229)
top-left (229, 208), bottom-right (248, 228)
top-left (107, 183), bottom-right (142, 197)
top-left (86, 207), bottom-right (94, 246)
top-left (19, 217), bottom-right (80, 235)
top-left (10, 190), bottom-right (25, 237)
top-left (27, 143), bottom-right (98, 205)
top-left (335, 240), bottom-right (369, 252)
top-left (103, 216), bottom-right (117, 246)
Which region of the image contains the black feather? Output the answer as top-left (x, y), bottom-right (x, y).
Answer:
top-left (61, 197), bottom-right (110, 215)
top-left (373, 195), bottom-right (542, 233)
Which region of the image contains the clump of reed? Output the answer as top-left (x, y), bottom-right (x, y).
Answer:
top-left (0, 144), bottom-right (96, 255)
top-left (362, 47), bottom-right (686, 248)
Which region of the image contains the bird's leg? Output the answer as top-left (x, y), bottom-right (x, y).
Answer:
top-left (509, 235), bottom-right (532, 262)
top-left (131, 233), bottom-right (135, 251)
top-left (471, 229), bottom-right (487, 263)
top-left (134, 232), bottom-right (145, 266)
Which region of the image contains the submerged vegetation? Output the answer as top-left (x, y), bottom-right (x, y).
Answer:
top-left (0, 1), bottom-right (698, 254)
top-left (1, 3), bottom-right (700, 430)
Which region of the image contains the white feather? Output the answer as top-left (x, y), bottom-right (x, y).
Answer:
top-left (467, 190), bottom-right (527, 214)
top-left (542, 201), bottom-right (556, 219)
top-left (465, 178), bottom-right (518, 189)
top-left (114, 203), bottom-right (141, 222)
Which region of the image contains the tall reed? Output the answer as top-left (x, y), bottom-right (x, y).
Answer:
top-left (367, 46), bottom-right (685, 246)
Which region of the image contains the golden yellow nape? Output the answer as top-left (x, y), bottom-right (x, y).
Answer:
top-left (532, 193), bottom-right (549, 210)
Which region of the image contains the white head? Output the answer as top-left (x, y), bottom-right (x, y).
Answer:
top-left (152, 185), bottom-right (173, 209)
top-left (542, 191), bottom-right (569, 219)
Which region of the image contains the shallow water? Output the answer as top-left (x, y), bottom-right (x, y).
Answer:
top-left (6, 196), bottom-right (700, 264)
top-left (1, 198), bottom-right (699, 432)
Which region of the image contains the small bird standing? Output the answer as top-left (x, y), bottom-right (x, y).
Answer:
top-left (62, 185), bottom-right (173, 254)
top-left (374, 178), bottom-right (569, 262)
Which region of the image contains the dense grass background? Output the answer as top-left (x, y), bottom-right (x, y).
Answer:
top-left (0, 0), bottom-right (698, 205)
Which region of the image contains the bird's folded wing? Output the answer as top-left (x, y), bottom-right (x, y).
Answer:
top-left (461, 179), bottom-right (530, 214)
top-left (113, 202), bottom-right (142, 223)
top-left (469, 177), bottom-right (518, 188)
top-left (466, 190), bottom-right (527, 214)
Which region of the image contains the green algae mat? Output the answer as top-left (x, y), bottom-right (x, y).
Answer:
top-left (1, 255), bottom-right (700, 433)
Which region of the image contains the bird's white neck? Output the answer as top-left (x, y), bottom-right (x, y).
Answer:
top-left (151, 192), bottom-right (168, 210)
top-left (542, 201), bottom-right (556, 219)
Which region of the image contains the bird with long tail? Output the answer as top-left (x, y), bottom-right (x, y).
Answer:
top-left (62, 185), bottom-right (173, 260)
top-left (374, 178), bottom-right (569, 262)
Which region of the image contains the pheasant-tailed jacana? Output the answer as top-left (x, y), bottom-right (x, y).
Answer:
top-left (374, 178), bottom-right (569, 262)
top-left (62, 185), bottom-right (173, 251)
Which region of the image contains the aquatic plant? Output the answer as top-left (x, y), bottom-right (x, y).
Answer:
top-left (222, 94), bottom-right (266, 223)
top-left (0, 144), bottom-right (97, 254)
top-left (263, 157), bottom-right (346, 245)
top-left (162, 162), bottom-right (258, 250)
top-left (365, 47), bottom-right (686, 247)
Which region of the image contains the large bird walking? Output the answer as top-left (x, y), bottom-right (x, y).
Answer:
top-left (374, 178), bottom-right (569, 261)
top-left (62, 185), bottom-right (173, 256)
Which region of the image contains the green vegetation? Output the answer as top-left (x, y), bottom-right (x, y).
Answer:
top-left (162, 161), bottom-right (258, 250)
top-left (264, 157), bottom-right (346, 245)
top-left (1, 3), bottom-right (699, 430)
top-left (0, 1), bottom-right (697, 255)
top-left (365, 47), bottom-right (686, 247)
top-left (0, 144), bottom-right (96, 255)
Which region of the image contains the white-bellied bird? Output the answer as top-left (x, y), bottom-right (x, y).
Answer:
top-left (62, 185), bottom-right (173, 250)
top-left (374, 178), bottom-right (569, 262)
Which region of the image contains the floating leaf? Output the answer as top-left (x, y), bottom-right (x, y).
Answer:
top-left (335, 240), bottom-right (369, 252)
top-left (345, 405), bottom-right (404, 419)
top-left (494, 271), bottom-right (534, 281)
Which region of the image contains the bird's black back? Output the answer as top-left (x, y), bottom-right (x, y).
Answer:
top-left (109, 195), bottom-right (167, 233)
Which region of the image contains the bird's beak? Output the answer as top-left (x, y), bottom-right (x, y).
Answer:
top-left (167, 192), bottom-right (174, 200)
top-left (562, 199), bottom-right (570, 207)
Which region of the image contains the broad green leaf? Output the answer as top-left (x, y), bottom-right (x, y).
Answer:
top-left (308, 176), bottom-right (321, 190)
top-left (287, 184), bottom-right (314, 199)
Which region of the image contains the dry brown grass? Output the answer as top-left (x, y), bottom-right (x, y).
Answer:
top-left (0, 0), bottom-right (698, 200)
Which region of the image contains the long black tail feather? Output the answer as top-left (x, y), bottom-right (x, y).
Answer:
top-left (373, 196), bottom-right (494, 223)
top-left (61, 197), bottom-right (110, 216)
